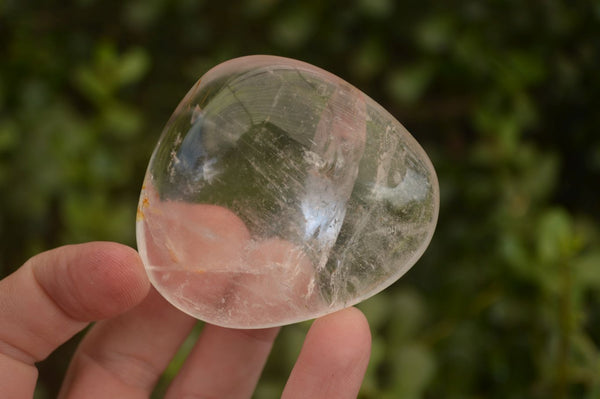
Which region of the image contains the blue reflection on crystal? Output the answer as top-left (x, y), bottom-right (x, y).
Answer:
top-left (175, 106), bottom-right (219, 184)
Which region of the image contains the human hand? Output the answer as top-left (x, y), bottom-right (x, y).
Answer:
top-left (0, 242), bottom-right (371, 398)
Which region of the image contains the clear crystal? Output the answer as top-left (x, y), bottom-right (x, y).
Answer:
top-left (136, 55), bottom-right (439, 328)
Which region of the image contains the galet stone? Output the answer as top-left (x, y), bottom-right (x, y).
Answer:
top-left (136, 55), bottom-right (439, 328)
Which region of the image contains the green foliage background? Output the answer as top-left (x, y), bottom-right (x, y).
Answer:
top-left (1, 0), bottom-right (600, 398)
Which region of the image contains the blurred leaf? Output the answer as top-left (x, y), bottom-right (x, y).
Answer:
top-left (387, 63), bottom-right (433, 105)
top-left (415, 15), bottom-right (454, 53)
top-left (574, 251), bottom-right (600, 290)
top-left (351, 37), bottom-right (386, 81)
top-left (390, 343), bottom-right (435, 399)
top-left (356, 0), bottom-right (393, 19)
top-left (387, 288), bottom-right (427, 341)
top-left (117, 48), bottom-right (150, 86)
top-left (74, 43), bottom-right (150, 105)
top-left (0, 119), bottom-right (18, 152)
top-left (243, 0), bottom-right (280, 17)
top-left (270, 4), bottom-right (315, 48)
top-left (536, 208), bottom-right (577, 263)
top-left (101, 102), bottom-right (142, 138)
top-left (123, 0), bottom-right (167, 30)
top-left (358, 292), bottom-right (392, 331)
top-left (74, 66), bottom-right (110, 103)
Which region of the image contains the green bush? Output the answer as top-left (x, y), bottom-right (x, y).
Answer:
top-left (1, 1), bottom-right (599, 397)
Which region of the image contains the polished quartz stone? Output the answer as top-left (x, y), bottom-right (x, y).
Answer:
top-left (136, 55), bottom-right (439, 328)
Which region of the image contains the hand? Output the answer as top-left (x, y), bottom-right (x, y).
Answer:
top-left (0, 242), bottom-right (371, 398)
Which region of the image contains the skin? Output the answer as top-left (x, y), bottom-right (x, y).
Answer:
top-left (0, 242), bottom-right (371, 398)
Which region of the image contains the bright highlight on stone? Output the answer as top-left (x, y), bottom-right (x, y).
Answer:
top-left (136, 55), bottom-right (439, 328)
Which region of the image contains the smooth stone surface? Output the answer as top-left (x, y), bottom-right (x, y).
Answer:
top-left (136, 55), bottom-right (439, 328)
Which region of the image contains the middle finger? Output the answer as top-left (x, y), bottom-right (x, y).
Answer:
top-left (58, 289), bottom-right (196, 398)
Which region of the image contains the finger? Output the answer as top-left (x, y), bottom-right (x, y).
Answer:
top-left (0, 242), bottom-right (150, 397)
top-left (59, 197), bottom-right (257, 398)
top-left (281, 307), bottom-right (371, 399)
top-left (58, 289), bottom-right (196, 398)
top-left (165, 325), bottom-right (279, 398)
